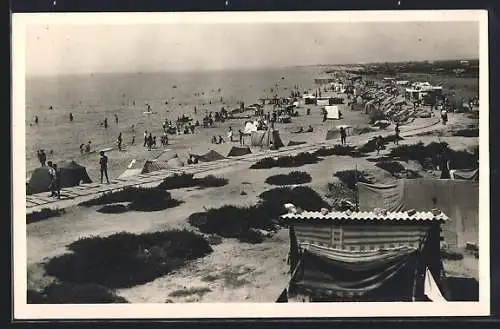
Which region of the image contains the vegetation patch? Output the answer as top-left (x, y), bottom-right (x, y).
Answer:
top-left (357, 134), bottom-right (403, 154)
top-left (375, 161), bottom-right (406, 175)
top-left (334, 170), bottom-right (372, 190)
top-left (313, 145), bottom-right (357, 157)
top-left (96, 204), bottom-right (129, 214)
top-left (250, 153), bottom-right (320, 169)
top-left (27, 282), bottom-right (128, 304)
top-left (158, 173), bottom-right (228, 190)
top-left (265, 171), bottom-right (312, 186)
top-left (27, 208), bottom-right (66, 224)
top-left (452, 128), bottom-right (479, 137)
top-left (188, 186), bottom-right (329, 243)
top-left (389, 142), bottom-right (478, 170)
top-left (44, 230), bottom-right (212, 289)
top-left (79, 187), bottom-right (182, 212)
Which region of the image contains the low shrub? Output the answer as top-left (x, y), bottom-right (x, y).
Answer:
top-left (128, 189), bottom-right (183, 211)
top-left (158, 173), bottom-right (196, 190)
top-left (326, 182), bottom-right (356, 203)
top-left (334, 170), bottom-right (371, 190)
top-left (452, 128), bottom-right (479, 137)
top-left (45, 230), bottom-right (212, 289)
top-left (265, 171), bottom-right (312, 186)
top-left (291, 152), bottom-right (320, 166)
top-left (96, 204), bottom-right (129, 214)
top-left (357, 134), bottom-right (404, 154)
top-left (196, 175), bottom-right (229, 188)
top-left (250, 157), bottom-right (276, 169)
top-left (275, 155), bottom-right (295, 167)
top-left (188, 186), bottom-right (330, 243)
top-left (28, 283), bottom-right (128, 304)
top-left (314, 145), bottom-right (356, 157)
top-left (78, 187), bottom-right (150, 207)
top-left (375, 161), bottom-right (406, 175)
top-left (27, 208), bottom-right (65, 223)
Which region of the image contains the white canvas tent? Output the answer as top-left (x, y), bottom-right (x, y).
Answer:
top-left (243, 121), bottom-right (258, 135)
top-left (324, 105), bottom-right (340, 119)
top-left (317, 99), bottom-right (330, 106)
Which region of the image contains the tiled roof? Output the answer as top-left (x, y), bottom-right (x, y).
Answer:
top-left (280, 210), bottom-right (449, 222)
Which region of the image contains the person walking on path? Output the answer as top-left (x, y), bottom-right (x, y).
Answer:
top-left (47, 161), bottom-right (56, 197)
top-left (117, 133), bottom-right (123, 151)
top-left (147, 133), bottom-right (153, 151)
top-left (37, 149), bottom-right (47, 167)
top-left (340, 127), bottom-right (347, 145)
top-left (52, 163), bottom-right (61, 199)
top-left (143, 130), bottom-right (148, 147)
top-left (99, 151), bottom-right (110, 184)
top-left (376, 135), bottom-right (384, 155)
top-left (228, 126), bottom-right (233, 142)
top-left (394, 122), bottom-right (400, 145)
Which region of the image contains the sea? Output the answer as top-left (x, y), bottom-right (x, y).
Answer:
top-left (25, 66), bottom-right (327, 175)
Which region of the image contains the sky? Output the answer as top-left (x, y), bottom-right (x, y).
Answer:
top-left (25, 21), bottom-right (479, 76)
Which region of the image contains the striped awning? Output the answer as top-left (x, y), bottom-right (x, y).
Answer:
top-left (281, 210), bottom-right (449, 223)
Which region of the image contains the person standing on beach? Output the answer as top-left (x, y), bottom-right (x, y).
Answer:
top-left (144, 130), bottom-right (148, 147)
top-left (47, 161), bottom-right (56, 197)
top-left (115, 114), bottom-right (119, 124)
top-left (147, 133), bottom-right (153, 151)
top-left (238, 129), bottom-right (243, 146)
top-left (99, 151), bottom-right (110, 184)
top-left (52, 163), bottom-right (61, 199)
top-left (69, 112), bottom-right (74, 122)
top-left (37, 149), bottom-right (47, 167)
top-left (340, 127), bottom-right (347, 145)
top-left (394, 122), bottom-right (400, 145)
top-left (35, 116), bottom-right (39, 125)
top-left (104, 118), bottom-right (108, 129)
top-left (117, 133), bottom-right (123, 151)
top-left (228, 126), bottom-right (233, 142)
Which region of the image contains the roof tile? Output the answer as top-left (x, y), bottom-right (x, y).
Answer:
top-left (280, 210), bottom-right (448, 222)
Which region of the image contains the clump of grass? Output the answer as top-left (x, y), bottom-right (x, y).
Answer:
top-left (251, 153), bottom-right (320, 169)
top-left (265, 171), bottom-right (312, 186)
top-left (326, 182), bottom-right (356, 203)
top-left (27, 282), bottom-right (128, 304)
top-left (452, 128), bottom-right (479, 137)
top-left (27, 208), bottom-right (66, 224)
top-left (79, 186), bottom-right (181, 212)
top-left (314, 145), bottom-right (357, 157)
top-left (158, 173), bottom-right (229, 190)
top-left (96, 204), bottom-right (129, 214)
top-left (375, 161), bottom-right (406, 176)
top-left (44, 230), bottom-right (212, 289)
top-left (188, 186), bottom-right (329, 243)
top-left (390, 142), bottom-right (478, 170)
top-left (250, 157), bottom-right (276, 169)
top-left (334, 170), bottom-right (371, 190)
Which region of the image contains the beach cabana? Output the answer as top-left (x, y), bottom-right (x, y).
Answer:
top-left (227, 146), bottom-right (252, 157)
top-left (279, 208), bottom-right (449, 302)
top-left (324, 105), bottom-right (340, 120)
top-left (251, 128), bottom-right (284, 150)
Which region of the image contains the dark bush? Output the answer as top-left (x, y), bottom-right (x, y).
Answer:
top-left (196, 175), bottom-right (229, 188)
top-left (327, 182), bottom-right (356, 203)
top-left (357, 134), bottom-right (403, 154)
top-left (28, 283), bottom-right (128, 304)
top-left (288, 141), bottom-right (306, 146)
top-left (45, 230), bottom-right (212, 288)
top-left (158, 173), bottom-right (196, 190)
top-left (276, 155), bottom-right (295, 167)
top-left (128, 188), bottom-right (182, 212)
top-left (79, 187), bottom-right (151, 207)
top-left (188, 186), bottom-right (330, 243)
top-left (265, 171), bottom-right (312, 186)
top-left (97, 204), bottom-right (129, 214)
top-left (375, 161), bottom-right (406, 175)
top-left (314, 145), bottom-right (356, 157)
top-left (452, 128), bottom-right (479, 137)
top-left (250, 157), bottom-right (276, 169)
top-left (291, 152), bottom-right (320, 166)
top-left (27, 208), bottom-right (65, 223)
top-left (334, 170), bottom-right (371, 190)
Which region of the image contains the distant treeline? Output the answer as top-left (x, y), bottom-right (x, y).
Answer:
top-left (331, 59), bottom-right (479, 78)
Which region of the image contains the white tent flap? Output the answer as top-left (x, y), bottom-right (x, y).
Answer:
top-left (325, 105), bottom-right (340, 120)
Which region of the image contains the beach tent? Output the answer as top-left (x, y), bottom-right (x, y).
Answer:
top-left (194, 150), bottom-right (226, 162)
top-left (324, 105), bottom-right (340, 120)
top-left (251, 129), bottom-right (285, 150)
top-left (358, 179), bottom-right (479, 248)
top-left (27, 161), bottom-right (92, 195)
top-left (141, 160), bottom-right (171, 174)
top-left (227, 146), bottom-right (252, 157)
top-left (280, 209), bottom-right (449, 302)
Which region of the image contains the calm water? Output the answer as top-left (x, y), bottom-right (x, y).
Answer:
top-left (25, 66), bottom-right (325, 174)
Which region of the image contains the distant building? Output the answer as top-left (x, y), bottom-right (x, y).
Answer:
top-left (405, 81), bottom-right (443, 102)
